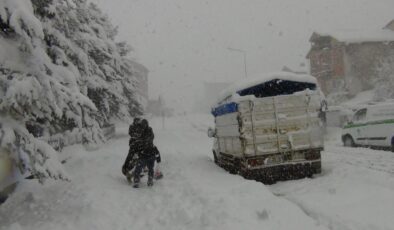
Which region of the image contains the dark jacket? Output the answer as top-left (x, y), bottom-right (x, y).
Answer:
top-left (152, 146), bottom-right (161, 163)
top-left (123, 120), bottom-right (160, 174)
top-left (130, 125), bottom-right (154, 157)
top-left (123, 143), bottom-right (161, 175)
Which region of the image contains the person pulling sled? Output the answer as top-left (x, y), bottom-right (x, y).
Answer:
top-left (122, 118), bottom-right (162, 188)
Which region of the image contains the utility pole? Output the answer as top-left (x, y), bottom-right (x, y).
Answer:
top-left (159, 96), bottom-right (165, 130)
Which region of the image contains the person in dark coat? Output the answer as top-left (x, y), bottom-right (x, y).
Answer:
top-left (122, 118), bottom-right (142, 181)
top-left (124, 118), bottom-right (161, 187)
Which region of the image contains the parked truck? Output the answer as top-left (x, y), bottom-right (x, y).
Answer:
top-left (208, 72), bottom-right (325, 184)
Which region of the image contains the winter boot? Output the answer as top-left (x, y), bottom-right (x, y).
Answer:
top-left (126, 175), bottom-right (132, 184)
top-left (133, 182), bottom-right (139, 188)
top-left (147, 177), bottom-right (153, 186)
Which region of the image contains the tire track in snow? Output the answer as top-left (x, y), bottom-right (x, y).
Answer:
top-left (325, 146), bottom-right (394, 175)
top-left (272, 193), bottom-right (355, 230)
top-left (269, 143), bottom-right (394, 230)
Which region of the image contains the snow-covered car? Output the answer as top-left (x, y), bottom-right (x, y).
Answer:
top-left (342, 103), bottom-right (394, 150)
top-left (208, 72), bottom-right (325, 184)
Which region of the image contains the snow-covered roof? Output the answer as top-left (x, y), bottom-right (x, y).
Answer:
top-left (340, 90), bottom-right (374, 109)
top-left (217, 72), bottom-right (317, 103)
top-left (312, 29), bottom-right (394, 44)
top-left (384, 19), bottom-right (394, 31)
top-left (339, 90), bottom-right (394, 112)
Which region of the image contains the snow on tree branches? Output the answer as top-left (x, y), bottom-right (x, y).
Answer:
top-left (0, 0), bottom-right (144, 181)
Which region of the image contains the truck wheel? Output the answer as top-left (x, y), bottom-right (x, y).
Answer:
top-left (229, 159), bottom-right (240, 174)
top-left (343, 135), bottom-right (355, 147)
top-left (241, 170), bottom-right (253, 180)
top-left (312, 161), bottom-right (321, 175)
top-left (391, 137), bottom-right (394, 152)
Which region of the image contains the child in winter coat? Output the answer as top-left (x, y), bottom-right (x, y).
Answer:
top-left (122, 118), bottom-right (161, 187)
top-left (122, 118), bottom-right (141, 181)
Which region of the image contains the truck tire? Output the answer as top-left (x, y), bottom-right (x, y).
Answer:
top-left (240, 170), bottom-right (253, 180)
top-left (391, 137), bottom-right (394, 152)
top-left (312, 161), bottom-right (322, 175)
top-left (229, 159), bottom-right (240, 174)
top-left (343, 135), bottom-right (355, 147)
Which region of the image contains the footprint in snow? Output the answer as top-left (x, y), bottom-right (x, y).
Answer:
top-left (256, 209), bottom-right (269, 220)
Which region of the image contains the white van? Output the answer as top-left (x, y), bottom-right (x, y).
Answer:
top-left (342, 102), bottom-right (394, 150)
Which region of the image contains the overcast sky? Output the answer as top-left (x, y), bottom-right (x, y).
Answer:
top-left (92, 0), bottom-right (394, 112)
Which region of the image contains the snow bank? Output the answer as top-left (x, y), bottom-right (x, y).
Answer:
top-left (0, 118), bottom-right (68, 187)
top-left (340, 90), bottom-right (375, 109)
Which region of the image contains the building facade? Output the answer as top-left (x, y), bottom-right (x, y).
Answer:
top-left (307, 22), bottom-right (394, 99)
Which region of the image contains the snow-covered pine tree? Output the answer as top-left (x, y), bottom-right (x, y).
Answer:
top-left (36, 0), bottom-right (143, 126)
top-left (117, 44), bottom-right (144, 117)
top-left (0, 0), bottom-right (143, 182)
top-left (0, 0), bottom-right (81, 181)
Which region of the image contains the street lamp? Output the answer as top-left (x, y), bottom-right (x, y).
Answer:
top-left (228, 47), bottom-right (248, 78)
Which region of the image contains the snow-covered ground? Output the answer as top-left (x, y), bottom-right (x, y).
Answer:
top-left (1, 115), bottom-right (394, 230)
top-left (270, 128), bottom-right (394, 230)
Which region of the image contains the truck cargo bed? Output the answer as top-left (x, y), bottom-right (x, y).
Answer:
top-left (213, 91), bottom-right (324, 183)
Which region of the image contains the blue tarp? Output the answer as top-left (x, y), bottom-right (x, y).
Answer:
top-left (212, 79), bottom-right (316, 117)
top-left (237, 79), bottom-right (316, 98)
top-left (211, 102), bottom-right (238, 117)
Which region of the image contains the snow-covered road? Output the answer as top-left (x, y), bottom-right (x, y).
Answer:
top-left (270, 129), bottom-right (394, 230)
top-left (1, 115), bottom-right (394, 230)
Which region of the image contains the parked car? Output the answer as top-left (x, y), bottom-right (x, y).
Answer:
top-left (342, 102), bottom-right (394, 151)
top-left (208, 72), bottom-right (325, 184)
